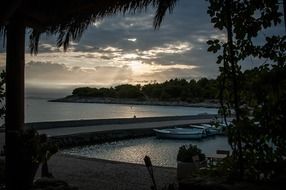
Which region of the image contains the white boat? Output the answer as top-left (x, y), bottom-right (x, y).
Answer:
top-left (189, 125), bottom-right (208, 137)
top-left (153, 127), bottom-right (204, 139)
top-left (198, 124), bottom-right (221, 136)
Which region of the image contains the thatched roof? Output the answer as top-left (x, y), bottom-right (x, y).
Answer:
top-left (0, 0), bottom-right (178, 53)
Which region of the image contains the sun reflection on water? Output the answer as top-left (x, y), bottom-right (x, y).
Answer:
top-left (64, 136), bottom-right (230, 168)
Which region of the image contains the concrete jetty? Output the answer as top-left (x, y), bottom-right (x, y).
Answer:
top-left (29, 114), bottom-right (216, 136)
top-left (0, 114), bottom-right (218, 148)
top-left (33, 115), bottom-right (217, 147)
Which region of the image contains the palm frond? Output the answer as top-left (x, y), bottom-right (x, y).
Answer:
top-left (29, 29), bottom-right (41, 54)
top-left (0, 26), bottom-right (6, 49)
top-left (1, 0), bottom-right (179, 54)
top-left (154, 0), bottom-right (178, 29)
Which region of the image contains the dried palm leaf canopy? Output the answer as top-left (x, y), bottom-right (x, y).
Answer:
top-left (0, 0), bottom-right (178, 53)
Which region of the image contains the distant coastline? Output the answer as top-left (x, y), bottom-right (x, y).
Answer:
top-left (49, 96), bottom-right (220, 108)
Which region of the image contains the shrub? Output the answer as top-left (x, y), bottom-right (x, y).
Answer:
top-left (177, 144), bottom-right (205, 163)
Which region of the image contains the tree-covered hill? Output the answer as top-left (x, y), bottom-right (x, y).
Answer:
top-left (70, 78), bottom-right (219, 103)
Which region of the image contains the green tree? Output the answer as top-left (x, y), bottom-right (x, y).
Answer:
top-left (72, 87), bottom-right (94, 96)
top-left (207, 0), bottom-right (285, 180)
top-left (115, 84), bottom-right (143, 99)
top-left (99, 87), bottom-right (116, 98)
top-left (188, 79), bottom-right (198, 101)
top-left (70, 77), bottom-right (221, 102)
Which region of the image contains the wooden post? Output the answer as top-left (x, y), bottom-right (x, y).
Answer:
top-left (5, 17), bottom-right (27, 190)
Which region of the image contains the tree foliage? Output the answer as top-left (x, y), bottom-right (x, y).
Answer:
top-left (207, 0), bottom-right (286, 180)
top-left (177, 144), bottom-right (206, 163)
top-left (71, 78), bottom-right (219, 102)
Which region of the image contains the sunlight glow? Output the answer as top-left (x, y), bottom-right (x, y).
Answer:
top-left (128, 61), bottom-right (149, 75)
top-left (142, 42), bottom-right (192, 57)
top-left (122, 53), bottom-right (139, 59)
top-left (14, 39), bottom-right (199, 88)
top-left (128, 60), bottom-right (197, 76)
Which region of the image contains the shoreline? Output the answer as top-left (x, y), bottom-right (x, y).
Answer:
top-left (0, 115), bottom-right (219, 133)
top-left (32, 115), bottom-right (218, 147)
top-left (50, 96), bottom-right (220, 108)
top-left (47, 153), bottom-right (177, 190)
top-left (0, 116), bottom-right (221, 190)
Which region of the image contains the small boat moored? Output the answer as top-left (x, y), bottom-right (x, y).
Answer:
top-left (197, 124), bottom-right (221, 136)
top-left (153, 127), bottom-right (204, 140)
top-left (153, 122), bottom-right (227, 140)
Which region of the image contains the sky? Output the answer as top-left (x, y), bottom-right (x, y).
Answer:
top-left (0, 0), bottom-right (284, 98)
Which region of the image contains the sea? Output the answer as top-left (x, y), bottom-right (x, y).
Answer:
top-left (25, 97), bottom-right (218, 123)
top-left (64, 136), bottom-right (231, 168)
top-left (2, 97), bottom-right (229, 167)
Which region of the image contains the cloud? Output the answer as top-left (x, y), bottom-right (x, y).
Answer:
top-left (127, 38), bottom-right (137, 42)
top-left (101, 13), bottom-right (155, 30)
top-left (39, 44), bottom-right (61, 52)
top-left (0, 0), bottom-right (284, 96)
top-left (141, 41), bottom-right (192, 58)
top-left (25, 61), bottom-right (133, 88)
top-left (24, 60), bottom-right (200, 90)
top-left (1, 0), bottom-right (223, 80)
top-left (140, 67), bottom-right (202, 83)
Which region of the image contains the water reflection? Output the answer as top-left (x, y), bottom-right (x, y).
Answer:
top-left (25, 98), bottom-right (218, 122)
top-left (64, 136), bottom-right (230, 168)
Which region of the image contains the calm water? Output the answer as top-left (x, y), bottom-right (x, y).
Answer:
top-left (23, 98), bottom-right (228, 168)
top-left (25, 98), bottom-right (218, 122)
top-left (64, 136), bottom-right (230, 168)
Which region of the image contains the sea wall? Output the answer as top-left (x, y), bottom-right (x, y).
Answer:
top-left (26, 114), bottom-right (217, 130)
top-left (1, 115), bottom-right (220, 148)
top-left (48, 127), bottom-right (158, 149)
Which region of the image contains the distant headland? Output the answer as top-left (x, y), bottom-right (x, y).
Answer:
top-left (50, 96), bottom-right (219, 108)
top-left (50, 78), bottom-right (220, 108)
